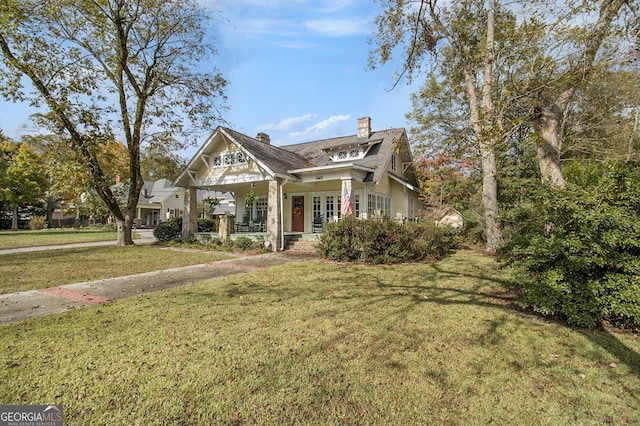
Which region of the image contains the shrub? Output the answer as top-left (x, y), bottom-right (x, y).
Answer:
top-left (498, 162), bottom-right (640, 328)
top-left (235, 236), bottom-right (253, 250)
top-left (198, 218), bottom-right (218, 232)
top-left (153, 217), bottom-right (182, 242)
top-left (317, 216), bottom-right (459, 264)
top-left (29, 216), bottom-right (46, 230)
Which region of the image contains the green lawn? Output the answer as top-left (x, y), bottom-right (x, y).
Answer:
top-left (1, 250), bottom-right (638, 425)
top-left (0, 246), bottom-right (232, 294)
top-left (0, 229), bottom-right (120, 249)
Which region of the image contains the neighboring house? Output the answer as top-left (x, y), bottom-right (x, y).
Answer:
top-left (428, 206), bottom-right (464, 229)
top-left (135, 179), bottom-right (185, 226)
top-left (173, 116), bottom-right (422, 251)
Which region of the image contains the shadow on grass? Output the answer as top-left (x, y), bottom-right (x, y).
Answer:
top-left (189, 253), bottom-right (640, 382)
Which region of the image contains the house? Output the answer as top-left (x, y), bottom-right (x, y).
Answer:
top-left (173, 116), bottom-right (422, 251)
top-left (429, 206), bottom-right (464, 229)
top-left (135, 179), bottom-right (185, 227)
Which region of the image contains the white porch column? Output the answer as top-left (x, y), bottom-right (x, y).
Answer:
top-left (341, 178), bottom-right (354, 217)
top-left (267, 179), bottom-right (282, 252)
top-left (182, 186), bottom-right (198, 240)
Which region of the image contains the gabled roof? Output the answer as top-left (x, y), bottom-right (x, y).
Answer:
top-left (174, 120), bottom-right (419, 188)
top-left (283, 127), bottom-right (418, 186)
top-left (220, 128), bottom-right (309, 179)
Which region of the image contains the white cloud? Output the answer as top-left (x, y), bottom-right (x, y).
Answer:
top-left (277, 114), bottom-right (351, 144)
top-left (256, 114), bottom-right (316, 132)
top-left (303, 18), bottom-right (372, 37)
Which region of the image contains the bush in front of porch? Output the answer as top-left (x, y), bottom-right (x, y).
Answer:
top-left (153, 217), bottom-right (218, 242)
top-left (317, 216), bottom-right (459, 264)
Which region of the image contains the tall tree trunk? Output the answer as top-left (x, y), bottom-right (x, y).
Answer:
top-left (532, 99), bottom-right (567, 187)
top-left (481, 146), bottom-right (501, 252)
top-left (115, 214), bottom-right (134, 246)
top-left (11, 205), bottom-right (19, 230)
top-left (462, 0), bottom-right (502, 253)
top-left (46, 196), bottom-right (55, 228)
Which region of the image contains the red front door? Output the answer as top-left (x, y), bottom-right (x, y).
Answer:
top-left (291, 196), bottom-right (305, 232)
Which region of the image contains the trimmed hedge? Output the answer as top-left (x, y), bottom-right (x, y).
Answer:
top-left (316, 216), bottom-right (459, 264)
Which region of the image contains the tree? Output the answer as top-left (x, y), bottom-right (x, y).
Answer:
top-left (0, 0), bottom-right (227, 245)
top-left (371, 0), bottom-right (505, 252)
top-left (561, 68), bottom-right (640, 162)
top-left (518, 0), bottom-right (634, 186)
top-left (141, 141), bottom-right (187, 182)
top-left (0, 141), bottom-right (47, 230)
top-left (24, 133), bottom-right (130, 226)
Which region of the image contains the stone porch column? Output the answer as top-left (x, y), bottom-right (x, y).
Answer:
top-left (182, 186), bottom-right (198, 240)
top-left (266, 179), bottom-right (282, 252)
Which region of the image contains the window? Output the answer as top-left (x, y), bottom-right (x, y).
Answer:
top-left (223, 153), bottom-right (235, 166)
top-left (325, 195), bottom-right (335, 220)
top-left (391, 154), bottom-right (397, 172)
top-left (313, 196), bottom-right (322, 219)
top-left (312, 192), bottom-right (360, 222)
top-left (367, 193), bottom-right (391, 217)
top-left (255, 197), bottom-right (267, 223)
top-left (331, 147), bottom-right (364, 162)
top-left (211, 150), bottom-right (247, 168)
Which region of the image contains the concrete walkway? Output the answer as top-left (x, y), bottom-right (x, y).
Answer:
top-left (0, 233), bottom-right (312, 325)
top-left (0, 229), bottom-right (157, 255)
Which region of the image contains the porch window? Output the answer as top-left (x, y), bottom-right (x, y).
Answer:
top-left (244, 196), bottom-right (267, 223)
top-left (367, 193), bottom-right (391, 217)
top-left (313, 196), bottom-right (322, 219)
top-left (312, 192), bottom-right (361, 222)
top-left (255, 197), bottom-right (267, 223)
top-left (325, 196), bottom-right (335, 221)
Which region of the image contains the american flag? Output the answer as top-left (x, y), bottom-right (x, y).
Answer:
top-left (342, 185), bottom-right (353, 217)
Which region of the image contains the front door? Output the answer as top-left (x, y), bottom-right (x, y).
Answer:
top-left (291, 196), bottom-right (305, 232)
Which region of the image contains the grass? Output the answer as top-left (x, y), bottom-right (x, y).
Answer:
top-left (0, 246), bottom-right (232, 294)
top-left (1, 250), bottom-right (639, 425)
top-left (0, 229), bottom-right (120, 249)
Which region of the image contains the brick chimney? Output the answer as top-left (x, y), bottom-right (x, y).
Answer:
top-left (357, 116), bottom-right (371, 139)
top-left (256, 132), bottom-right (271, 144)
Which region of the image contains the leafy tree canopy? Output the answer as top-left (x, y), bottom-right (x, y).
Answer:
top-left (0, 0), bottom-right (228, 244)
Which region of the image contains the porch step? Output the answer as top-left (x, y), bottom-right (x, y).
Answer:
top-left (285, 234), bottom-right (321, 253)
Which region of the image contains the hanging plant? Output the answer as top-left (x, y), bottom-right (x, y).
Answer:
top-left (245, 192), bottom-right (259, 203)
top-left (203, 197), bottom-right (221, 209)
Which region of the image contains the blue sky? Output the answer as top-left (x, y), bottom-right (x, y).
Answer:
top-left (0, 0), bottom-right (419, 155)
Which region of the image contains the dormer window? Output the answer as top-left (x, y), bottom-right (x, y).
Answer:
top-left (325, 140), bottom-right (380, 162)
top-left (331, 147), bottom-right (364, 162)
